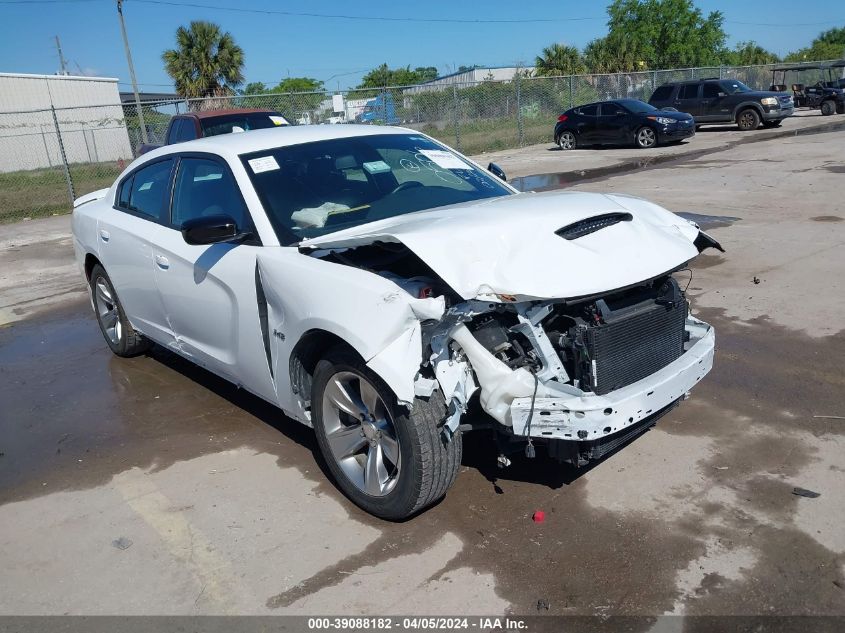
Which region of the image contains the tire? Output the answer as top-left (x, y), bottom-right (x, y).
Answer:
top-left (557, 130), bottom-right (577, 150)
top-left (821, 100), bottom-right (836, 116)
top-left (695, 125), bottom-right (702, 131)
top-left (89, 264), bottom-right (150, 357)
top-left (311, 346), bottom-right (462, 520)
top-left (736, 108), bottom-right (761, 130)
top-left (762, 120), bottom-right (782, 128)
top-left (837, 102), bottom-right (845, 115)
top-left (634, 126), bottom-right (657, 149)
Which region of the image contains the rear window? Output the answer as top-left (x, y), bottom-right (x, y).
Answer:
top-left (201, 113), bottom-right (289, 137)
top-left (651, 85), bottom-right (673, 101)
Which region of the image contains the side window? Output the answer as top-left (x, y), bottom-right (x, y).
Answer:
top-left (651, 85), bottom-right (673, 101)
top-left (579, 104), bottom-right (598, 116)
top-left (702, 83), bottom-right (721, 98)
top-left (171, 157), bottom-right (249, 229)
top-left (171, 119), bottom-right (197, 143)
top-left (119, 159), bottom-right (173, 219)
top-left (679, 84), bottom-right (700, 100)
top-left (117, 174), bottom-right (133, 208)
top-left (600, 102), bottom-right (626, 116)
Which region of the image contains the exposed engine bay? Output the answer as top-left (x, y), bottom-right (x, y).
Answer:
top-left (310, 239), bottom-right (716, 467)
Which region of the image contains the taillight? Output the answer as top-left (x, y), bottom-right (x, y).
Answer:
top-left (557, 114), bottom-right (568, 122)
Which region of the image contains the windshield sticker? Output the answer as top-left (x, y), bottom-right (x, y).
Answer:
top-left (248, 156), bottom-right (280, 173)
top-left (419, 149), bottom-right (467, 170)
top-left (269, 115), bottom-right (287, 126)
top-left (363, 160), bottom-right (391, 174)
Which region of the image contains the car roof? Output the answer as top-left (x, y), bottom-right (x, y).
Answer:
top-left (139, 124), bottom-right (415, 163)
top-left (179, 108), bottom-right (282, 119)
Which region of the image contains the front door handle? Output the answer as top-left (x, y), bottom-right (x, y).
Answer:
top-left (99, 229), bottom-right (110, 243)
top-left (155, 255), bottom-right (170, 270)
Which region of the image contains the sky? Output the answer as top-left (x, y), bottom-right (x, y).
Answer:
top-left (0, 0), bottom-right (842, 92)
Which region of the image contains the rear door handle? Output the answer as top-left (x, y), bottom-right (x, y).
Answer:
top-left (99, 229), bottom-right (110, 243)
top-left (155, 255), bottom-right (170, 270)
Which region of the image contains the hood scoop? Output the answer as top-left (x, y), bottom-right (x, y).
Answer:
top-left (556, 212), bottom-right (633, 240)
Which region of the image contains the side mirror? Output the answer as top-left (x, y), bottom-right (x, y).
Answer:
top-left (181, 214), bottom-right (248, 245)
top-left (487, 162), bottom-right (506, 181)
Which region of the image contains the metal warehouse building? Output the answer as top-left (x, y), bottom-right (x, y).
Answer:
top-left (0, 72), bottom-right (133, 173)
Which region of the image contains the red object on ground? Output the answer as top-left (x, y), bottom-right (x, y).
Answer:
top-left (532, 510), bottom-right (545, 523)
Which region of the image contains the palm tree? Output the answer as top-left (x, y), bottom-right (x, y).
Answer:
top-left (162, 21), bottom-right (244, 98)
top-left (535, 43), bottom-right (585, 76)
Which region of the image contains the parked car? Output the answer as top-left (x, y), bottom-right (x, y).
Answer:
top-left (554, 99), bottom-right (695, 150)
top-left (72, 125), bottom-right (720, 519)
top-left (770, 61), bottom-right (845, 116)
top-left (138, 108), bottom-right (290, 154)
top-left (648, 79), bottom-right (794, 130)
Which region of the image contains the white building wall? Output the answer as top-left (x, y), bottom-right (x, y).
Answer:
top-left (403, 67), bottom-right (536, 95)
top-left (0, 73), bottom-right (133, 172)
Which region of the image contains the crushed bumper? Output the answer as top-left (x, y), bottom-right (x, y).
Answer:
top-left (509, 317), bottom-right (714, 441)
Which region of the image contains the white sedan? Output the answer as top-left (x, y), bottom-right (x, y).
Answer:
top-left (72, 125), bottom-right (721, 519)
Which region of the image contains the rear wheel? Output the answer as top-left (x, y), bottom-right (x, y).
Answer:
top-left (89, 264), bottom-right (150, 357)
top-left (634, 126), bottom-right (657, 148)
top-left (311, 346), bottom-right (462, 520)
top-left (736, 108), bottom-right (760, 131)
top-left (557, 130), bottom-right (577, 150)
top-left (821, 100), bottom-right (836, 116)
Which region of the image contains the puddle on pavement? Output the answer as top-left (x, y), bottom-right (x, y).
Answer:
top-left (2, 300), bottom-right (844, 617)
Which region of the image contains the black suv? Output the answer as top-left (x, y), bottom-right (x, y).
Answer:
top-left (649, 79), bottom-right (794, 130)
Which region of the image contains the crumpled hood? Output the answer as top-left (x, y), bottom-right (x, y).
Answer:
top-left (300, 190), bottom-right (704, 301)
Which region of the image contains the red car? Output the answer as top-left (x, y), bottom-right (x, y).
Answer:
top-left (138, 108), bottom-right (290, 154)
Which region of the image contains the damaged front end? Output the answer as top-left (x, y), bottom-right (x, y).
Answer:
top-left (424, 274), bottom-right (714, 466)
top-left (307, 240), bottom-right (715, 468)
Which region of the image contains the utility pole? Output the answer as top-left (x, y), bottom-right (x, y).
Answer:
top-left (54, 36), bottom-right (69, 75)
top-left (116, 0), bottom-right (148, 144)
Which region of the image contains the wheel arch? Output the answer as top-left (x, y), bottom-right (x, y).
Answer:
top-left (289, 328), bottom-right (361, 410)
top-left (84, 252), bottom-right (103, 281)
top-left (733, 102), bottom-right (764, 119)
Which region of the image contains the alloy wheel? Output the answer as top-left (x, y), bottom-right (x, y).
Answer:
top-left (94, 277), bottom-right (122, 345)
top-left (321, 371), bottom-right (401, 497)
top-left (637, 127), bottom-right (656, 148)
top-left (558, 132), bottom-right (576, 150)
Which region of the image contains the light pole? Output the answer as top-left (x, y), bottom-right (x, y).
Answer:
top-left (117, 0), bottom-right (148, 145)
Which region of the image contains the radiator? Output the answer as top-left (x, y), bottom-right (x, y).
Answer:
top-left (582, 300), bottom-right (687, 395)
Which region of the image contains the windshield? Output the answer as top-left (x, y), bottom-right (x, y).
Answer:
top-left (201, 113), bottom-right (289, 136)
top-left (619, 99), bottom-right (658, 113)
top-left (720, 80), bottom-right (753, 95)
top-left (241, 133), bottom-right (512, 245)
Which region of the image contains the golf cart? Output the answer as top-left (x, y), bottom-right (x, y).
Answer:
top-left (770, 61), bottom-right (845, 116)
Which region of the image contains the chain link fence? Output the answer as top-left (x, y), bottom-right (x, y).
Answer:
top-left (0, 61), bottom-right (834, 224)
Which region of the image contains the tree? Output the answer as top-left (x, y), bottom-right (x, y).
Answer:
top-left (275, 77), bottom-right (324, 93)
top-left (722, 41), bottom-right (780, 66)
top-left (602, 0), bottom-right (727, 69)
top-left (583, 36), bottom-right (642, 73)
top-left (357, 64), bottom-right (438, 88)
top-left (785, 27), bottom-right (845, 62)
top-left (535, 43), bottom-right (586, 76)
top-left (242, 81), bottom-right (267, 95)
top-left (163, 21), bottom-right (244, 98)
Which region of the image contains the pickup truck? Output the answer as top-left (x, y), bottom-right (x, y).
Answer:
top-left (138, 108), bottom-right (290, 154)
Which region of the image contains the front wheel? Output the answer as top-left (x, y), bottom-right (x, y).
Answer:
top-left (89, 264), bottom-right (150, 357)
top-left (557, 130), bottom-right (577, 150)
top-left (821, 100), bottom-right (836, 116)
top-left (737, 108), bottom-right (761, 130)
top-left (311, 346), bottom-right (462, 520)
top-left (635, 126), bottom-right (657, 148)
